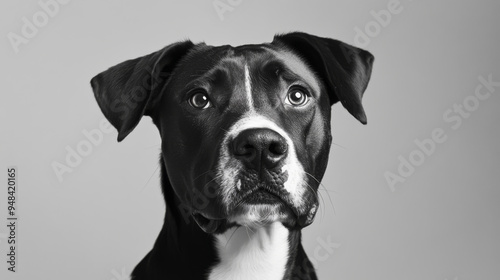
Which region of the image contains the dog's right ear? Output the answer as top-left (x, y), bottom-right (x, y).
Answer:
top-left (90, 40), bottom-right (195, 142)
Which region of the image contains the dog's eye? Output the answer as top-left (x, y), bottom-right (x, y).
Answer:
top-left (286, 87), bottom-right (309, 107)
top-left (189, 92), bottom-right (211, 109)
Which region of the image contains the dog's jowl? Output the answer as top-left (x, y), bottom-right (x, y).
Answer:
top-left (91, 32), bottom-right (374, 280)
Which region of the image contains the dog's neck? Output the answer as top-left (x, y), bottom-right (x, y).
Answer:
top-left (131, 160), bottom-right (316, 280)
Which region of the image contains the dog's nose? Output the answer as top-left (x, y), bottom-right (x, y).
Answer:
top-left (232, 128), bottom-right (288, 170)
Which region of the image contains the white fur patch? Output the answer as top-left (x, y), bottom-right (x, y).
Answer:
top-left (216, 114), bottom-right (307, 210)
top-left (228, 204), bottom-right (287, 227)
top-left (244, 64), bottom-right (254, 111)
top-left (208, 222), bottom-right (289, 280)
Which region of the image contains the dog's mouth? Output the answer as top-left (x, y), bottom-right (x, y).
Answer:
top-left (237, 188), bottom-right (285, 205)
top-left (192, 188), bottom-right (301, 233)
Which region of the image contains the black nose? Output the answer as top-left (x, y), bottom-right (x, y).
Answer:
top-left (232, 128), bottom-right (288, 170)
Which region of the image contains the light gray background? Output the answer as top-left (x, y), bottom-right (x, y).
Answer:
top-left (1, 0), bottom-right (499, 279)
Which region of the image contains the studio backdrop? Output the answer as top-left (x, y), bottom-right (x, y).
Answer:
top-left (1, 1), bottom-right (499, 280)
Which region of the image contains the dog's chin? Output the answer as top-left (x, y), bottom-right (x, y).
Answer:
top-left (193, 203), bottom-right (315, 234)
top-left (192, 190), bottom-right (318, 233)
top-left (191, 206), bottom-right (285, 234)
top-left (192, 206), bottom-right (292, 234)
top-left (229, 203), bottom-right (292, 227)
top-left (230, 189), bottom-right (318, 229)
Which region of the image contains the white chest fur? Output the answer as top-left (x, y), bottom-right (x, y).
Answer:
top-left (208, 222), bottom-right (289, 280)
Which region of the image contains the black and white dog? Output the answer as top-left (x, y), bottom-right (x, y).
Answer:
top-left (91, 32), bottom-right (373, 280)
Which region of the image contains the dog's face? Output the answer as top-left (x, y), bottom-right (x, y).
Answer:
top-left (158, 44), bottom-right (332, 232)
top-left (91, 32), bottom-right (373, 234)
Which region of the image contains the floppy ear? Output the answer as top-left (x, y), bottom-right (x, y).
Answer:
top-left (272, 32), bottom-right (374, 124)
top-left (90, 40), bottom-right (195, 141)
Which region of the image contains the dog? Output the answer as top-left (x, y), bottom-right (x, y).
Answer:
top-left (90, 32), bottom-right (374, 280)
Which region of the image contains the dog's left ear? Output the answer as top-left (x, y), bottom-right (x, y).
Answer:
top-left (273, 32), bottom-right (374, 124)
top-left (91, 40), bottom-right (195, 141)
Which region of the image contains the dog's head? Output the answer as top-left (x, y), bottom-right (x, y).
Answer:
top-left (91, 32), bottom-right (373, 234)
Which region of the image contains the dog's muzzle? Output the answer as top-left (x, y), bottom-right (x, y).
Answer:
top-left (191, 122), bottom-right (318, 233)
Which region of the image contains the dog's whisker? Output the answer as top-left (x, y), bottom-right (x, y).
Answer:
top-left (262, 209), bottom-right (275, 225)
top-left (305, 172), bottom-right (336, 214)
top-left (192, 169), bottom-right (215, 181)
top-left (225, 227), bottom-right (239, 247)
top-left (140, 165), bottom-right (160, 192)
top-left (244, 225), bottom-right (254, 238)
top-left (330, 141), bottom-right (347, 150)
top-left (302, 175), bottom-right (330, 222)
top-left (304, 181), bottom-right (325, 222)
top-left (194, 168), bottom-right (225, 182)
top-left (200, 174), bottom-right (223, 192)
top-left (304, 172), bottom-right (328, 189)
top-left (231, 197), bottom-right (248, 212)
top-left (256, 211), bottom-right (271, 227)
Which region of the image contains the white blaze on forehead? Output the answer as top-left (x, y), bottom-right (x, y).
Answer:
top-left (217, 113), bottom-right (307, 208)
top-left (209, 222), bottom-right (289, 280)
top-left (244, 64), bottom-right (254, 111)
